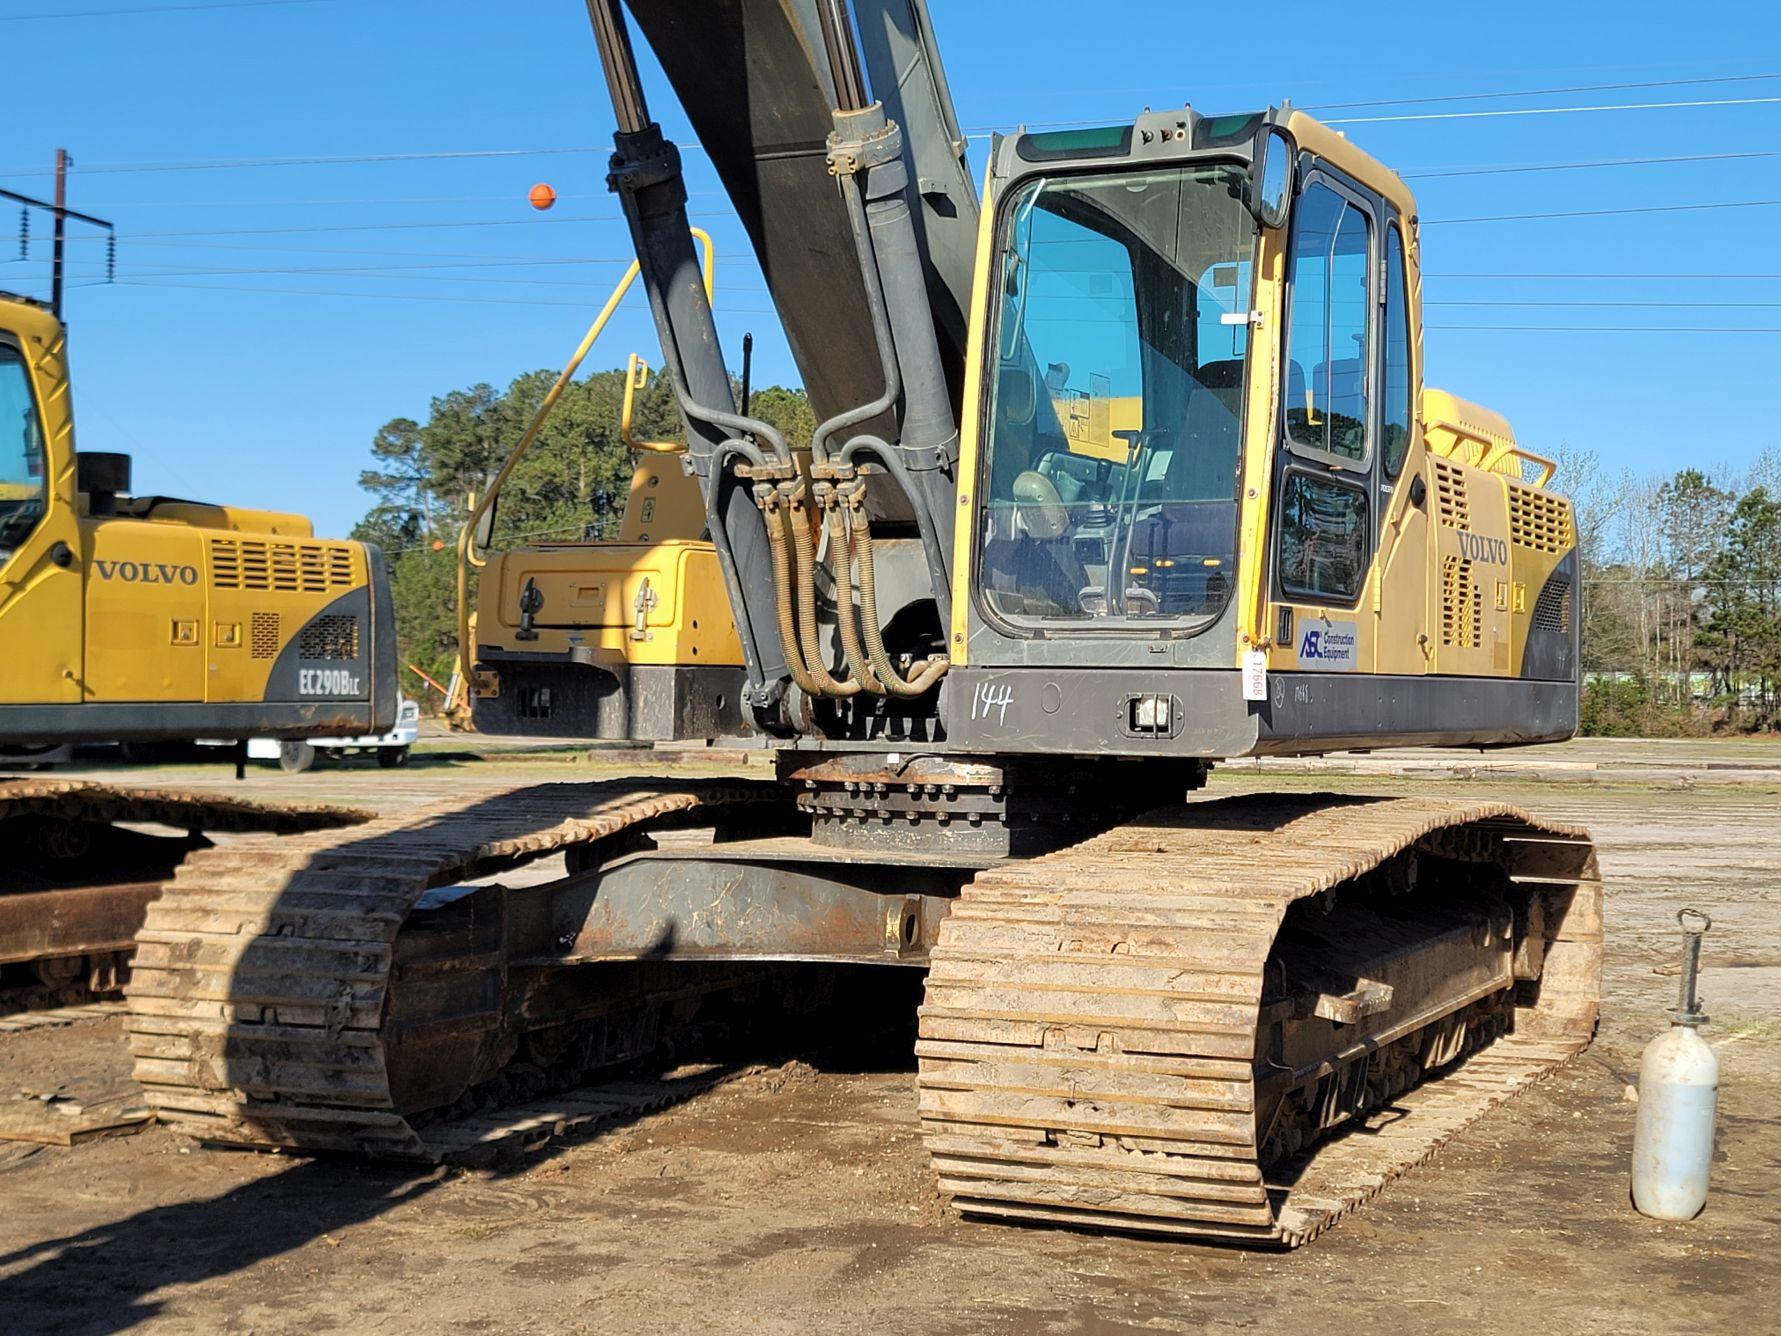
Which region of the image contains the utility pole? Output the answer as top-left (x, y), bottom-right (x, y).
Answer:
top-left (0, 151), bottom-right (113, 320)
top-left (51, 148), bottom-right (69, 318)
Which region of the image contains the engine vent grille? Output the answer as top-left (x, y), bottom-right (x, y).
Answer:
top-left (1532, 575), bottom-right (1574, 634)
top-left (1442, 556), bottom-right (1482, 648)
top-left (1508, 483), bottom-right (1576, 553)
top-left (297, 614), bottom-right (360, 661)
top-left (249, 612), bottom-right (280, 659)
top-left (1431, 459), bottom-right (1471, 532)
top-left (211, 538), bottom-right (356, 593)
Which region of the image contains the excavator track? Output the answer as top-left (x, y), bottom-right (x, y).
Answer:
top-left (1, 778), bottom-right (369, 1012)
top-left (127, 781), bottom-right (1599, 1247)
top-left (125, 779), bottom-right (780, 1160)
top-left (917, 794), bottom-right (1601, 1246)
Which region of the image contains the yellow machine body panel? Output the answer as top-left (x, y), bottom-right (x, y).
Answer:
top-left (615, 455), bottom-right (707, 546)
top-left (133, 500), bottom-right (315, 536)
top-left (480, 540), bottom-right (740, 667)
top-left (0, 299), bottom-right (82, 706)
top-left (0, 292), bottom-right (395, 744)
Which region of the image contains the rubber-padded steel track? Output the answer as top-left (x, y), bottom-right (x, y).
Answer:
top-left (125, 779), bottom-right (776, 1158)
top-left (0, 778), bottom-right (368, 835)
top-left (2, 778), bottom-right (374, 1011)
top-left (916, 794), bottom-right (1601, 1246)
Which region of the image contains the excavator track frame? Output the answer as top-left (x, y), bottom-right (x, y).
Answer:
top-left (1, 778), bottom-right (368, 1012)
top-left (127, 779), bottom-right (782, 1158)
top-left (917, 794), bottom-right (1600, 1245)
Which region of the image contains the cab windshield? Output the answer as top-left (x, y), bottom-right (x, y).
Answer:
top-left (0, 345), bottom-right (47, 563)
top-left (979, 162), bottom-right (1257, 628)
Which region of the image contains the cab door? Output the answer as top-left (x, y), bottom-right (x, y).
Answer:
top-left (1272, 172), bottom-right (1377, 674)
top-left (1369, 218), bottom-right (1430, 674)
top-left (0, 333), bottom-right (82, 707)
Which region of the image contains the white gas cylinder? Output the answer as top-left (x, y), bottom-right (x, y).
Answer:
top-left (1631, 907), bottom-right (1718, 1222)
top-left (1630, 1021), bottom-right (1718, 1220)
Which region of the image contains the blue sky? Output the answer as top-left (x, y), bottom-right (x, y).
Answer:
top-left (2, 0), bottom-right (1777, 538)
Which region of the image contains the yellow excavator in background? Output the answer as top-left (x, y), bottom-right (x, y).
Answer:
top-left (127, 2), bottom-right (1599, 1249)
top-left (1, 177), bottom-right (394, 1010)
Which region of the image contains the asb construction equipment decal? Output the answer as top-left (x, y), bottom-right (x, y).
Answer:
top-left (1297, 619), bottom-right (1358, 671)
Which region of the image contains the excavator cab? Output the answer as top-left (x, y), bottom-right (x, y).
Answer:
top-left (946, 108), bottom-right (1579, 756)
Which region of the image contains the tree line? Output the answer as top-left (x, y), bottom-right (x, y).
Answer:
top-left (351, 363), bottom-right (812, 697)
top-left (1563, 447), bottom-right (1781, 735)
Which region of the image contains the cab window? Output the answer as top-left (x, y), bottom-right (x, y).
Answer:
top-left (979, 163), bottom-right (1258, 627)
top-left (0, 346), bottom-right (47, 562)
top-left (1382, 224), bottom-right (1413, 477)
top-left (1284, 180), bottom-right (1371, 462)
top-left (1279, 470), bottom-right (1368, 602)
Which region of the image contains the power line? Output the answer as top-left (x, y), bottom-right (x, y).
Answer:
top-left (1428, 324), bottom-right (1781, 334)
top-left (1325, 93), bottom-right (1781, 125)
top-left (79, 278), bottom-right (1781, 332)
top-left (0, 145), bottom-right (613, 178)
top-left (0, 141), bottom-right (731, 179)
top-left (16, 75), bottom-right (1781, 181)
top-left (966, 86), bottom-right (1781, 137)
top-left (1302, 70), bottom-right (1781, 112)
top-left (43, 193), bottom-right (1772, 247)
top-left (100, 258), bottom-right (773, 292)
top-left (113, 276), bottom-right (782, 314)
top-left (1400, 149), bottom-right (1781, 180)
top-left (0, 0), bottom-right (333, 19)
top-left (1425, 198), bottom-right (1781, 225)
top-left (1429, 299), bottom-right (1781, 309)
top-left (59, 210), bottom-right (726, 240)
top-left (1427, 272), bottom-right (1781, 281)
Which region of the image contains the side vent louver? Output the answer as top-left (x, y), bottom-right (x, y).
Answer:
top-left (250, 612), bottom-right (281, 659)
top-left (1441, 556), bottom-right (1482, 648)
top-left (297, 615), bottom-right (360, 660)
top-left (1431, 459), bottom-right (1471, 532)
top-left (1508, 483), bottom-right (1576, 553)
top-left (210, 537), bottom-right (356, 593)
top-left (1532, 575), bottom-right (1574, 634)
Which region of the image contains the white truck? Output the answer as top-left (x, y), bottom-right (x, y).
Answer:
top-left (243, 696), bottom-right (421, 773)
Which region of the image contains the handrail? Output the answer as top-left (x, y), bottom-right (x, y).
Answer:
top-left (455, 227), bottom-right (714, 683)
top-left (621, 353), bottom-right (686, 454)
top-left (1423, 415), bottom-right (1558, 489)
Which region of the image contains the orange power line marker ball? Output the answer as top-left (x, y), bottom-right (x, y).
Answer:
top-left (528, 182), bottom-right (557, 211)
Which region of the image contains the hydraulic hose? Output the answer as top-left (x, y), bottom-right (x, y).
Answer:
top-left (846, 483), bottom-right (949, 699)
top-left (835, 435), bottom-right (953, 632)
top-left (827, 489), bottom-right (886, 696)
top-left (788, 482), bottom-right (862, 698)
top-left (759, 484), bottom-right (827, 700)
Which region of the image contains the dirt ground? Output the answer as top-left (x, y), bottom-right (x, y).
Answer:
top-left (0, 744), bottom-right (1776, 1335)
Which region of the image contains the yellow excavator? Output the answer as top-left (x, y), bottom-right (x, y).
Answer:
top-left (1, 180), bottom-right (395, 1009)
top-left (127, 2), bottom-right (1598, 1248)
